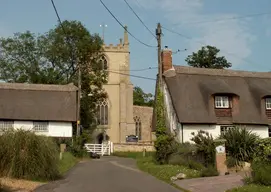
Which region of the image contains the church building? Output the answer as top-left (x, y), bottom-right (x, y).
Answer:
top-left (93, 27), bottom-right (153, 144)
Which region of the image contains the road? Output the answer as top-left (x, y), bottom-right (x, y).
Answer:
top-left (35, 156), bottom-right (180, 192)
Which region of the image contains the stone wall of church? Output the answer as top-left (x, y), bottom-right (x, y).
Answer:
top-left (133, 105), bottom-right (153, 142)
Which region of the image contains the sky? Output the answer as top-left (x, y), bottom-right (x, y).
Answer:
top-left (0, 0), bottom-right (271, 94)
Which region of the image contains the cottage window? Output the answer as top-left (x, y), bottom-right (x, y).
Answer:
top-left (266, 98), bottom-right (271, 109)
top-left (215, 96), bottom-right (229, 108)
top-left (33, 121), bottom-right (49, 132)
top-left (0, 121), bottom-right (14, 131)
top-left (134, 116), bottom-right (142, 140)
top-left (97, 99), bottom-right (109, 125)
top-left (220, 125), bottom-right (235, 135)
top-left (269, 126), bottom-right (271, 137)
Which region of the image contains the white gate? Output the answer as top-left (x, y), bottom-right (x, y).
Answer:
top-left (84, 141), bottom-right (113, 156)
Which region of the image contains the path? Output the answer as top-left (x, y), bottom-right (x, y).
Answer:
top-left (34, 157), bottom-right (180, 192)
top-left (175, 174), bottom-right (245, 192)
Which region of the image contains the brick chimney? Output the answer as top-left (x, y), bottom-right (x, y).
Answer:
top-left (161, 46), bottom-right (173, 73)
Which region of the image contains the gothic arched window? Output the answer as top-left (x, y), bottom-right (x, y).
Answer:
top-left (100, 56), bottom-right (108, 71)
top-left (134, 116), bottom-right (142, 140)
top-left (97, 99), bottom-right (109, 125)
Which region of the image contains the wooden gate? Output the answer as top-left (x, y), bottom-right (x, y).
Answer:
top-left (84, 141), bottom-right (113, 156)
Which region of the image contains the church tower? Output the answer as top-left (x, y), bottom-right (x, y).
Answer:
top-left (95, 26), bottom-right (135, 143)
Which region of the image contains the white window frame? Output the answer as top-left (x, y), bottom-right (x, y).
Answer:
top-left (220, 125), bottom-right (235, 135)
top-left (215, 96), bottom-right (229, 108)
top-left (0, 121), bottom-right (14, 131)
top-left (33, 121), bottom-right (49, 132)
top-left (266, 98), bottom-right (271, 109)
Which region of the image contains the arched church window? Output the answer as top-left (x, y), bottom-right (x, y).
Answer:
top-left (134, 116), bottom-right (142, 140)
top-left (100, 56), bottom-right (108, 71)
top-left (97, 99), bottom-right (109, 125)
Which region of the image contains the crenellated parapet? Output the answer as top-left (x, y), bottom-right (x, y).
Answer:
top-left (103, 25), bottom-right (129, 53)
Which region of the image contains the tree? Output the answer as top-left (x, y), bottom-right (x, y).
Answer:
top-left (185, 45), bottom-right (232, 69)
top-left (133, 86), bottom-right (154, 107)
top-left (0, 20), bottom-right (107, 130)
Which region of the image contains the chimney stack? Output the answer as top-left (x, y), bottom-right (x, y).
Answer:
top-left (161, 46), bottom-right (172, 72)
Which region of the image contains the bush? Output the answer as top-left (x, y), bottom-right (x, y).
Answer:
top-left (251, 160), bottom-right (271, 185)
top-left (69, 130), bottom-right (92, 158)
top-left (226, 156), bottom-right (238, 168)
top-left (169, 143), bottom-right (205, 171)
top-left (0, 129), bottom-right (60, 181)
top-left (254, 138), bottom-right (271, 162)
top-left (201, 166), bottom-right (219, 177)
top-left (219, 127), bottom-right (259, 166)
top-left (191, 130), bottom-right (216, 166)
top-left (154, 134), bottom-right (176, 164)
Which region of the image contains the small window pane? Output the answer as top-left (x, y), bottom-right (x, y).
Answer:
top-left (33, 122), bottom-right (48, 132)
top-left (215, 96), bottom-right (229, 108)
top-left (266, 98), bottom-right (271, 109)
top-left (0, 121), bottom-right (14, 131)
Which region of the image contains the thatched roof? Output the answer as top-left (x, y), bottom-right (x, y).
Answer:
top-left (164, 66), bottom-right (271, 125)
top-left (0, 83), bottom-right (78, 122)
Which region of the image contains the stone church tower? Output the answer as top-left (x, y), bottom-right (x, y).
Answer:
top-left (94, 27), bottom-right (135, 143)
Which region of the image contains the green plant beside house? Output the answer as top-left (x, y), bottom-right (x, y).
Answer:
top-left (0, 129), bottom-right (78, 182)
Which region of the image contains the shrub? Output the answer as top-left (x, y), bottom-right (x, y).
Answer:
top-left (69, 130), bottom-right (92, 158)
top-left (154, 134), bottom-right (176, 164)
top-left (219, 127), bottom-right (259, 166)
top-left (201, 166), bottom-right (219, 177)
top-left (251, 160), bottom-right (271, 185)
top-left (254, 138), bottom-right (271, 162)
top-left (154, 88), bottom-right (176, 164)
top-left (226, 156), bottom-right (238, 168)
top-left (0, 129), bottom-right (60, 180)
top-left (191, 130), bottom-right (216, 166)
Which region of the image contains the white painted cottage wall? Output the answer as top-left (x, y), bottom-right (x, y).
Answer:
top-left (181, 124), bottom-right (269, 143)
top-left (13, 121), bottom-right (72, 137)
top-left (163, 82), bottom-right (179, 139)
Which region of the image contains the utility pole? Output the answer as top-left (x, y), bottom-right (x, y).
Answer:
top-left (156, 23), bottom-right (162, 87)
top-left (100, 23), bottom-right (108, 42)
top-left (76, 61), bottom-right (81, 136)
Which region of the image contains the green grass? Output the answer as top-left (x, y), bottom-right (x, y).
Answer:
top-left (227, 185), bottom-right (271, 192)
top-left (58, 152), bottom-right (79, 175)
top-left (113, 152), bottom-right (201, 192)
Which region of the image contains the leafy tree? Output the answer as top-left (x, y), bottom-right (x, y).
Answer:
top-left (133, 86), bottom-right (154, 107)
top-left (185, 45), bottom-right (232, 69)
top-left (0, 20), bottom-right (107, 130)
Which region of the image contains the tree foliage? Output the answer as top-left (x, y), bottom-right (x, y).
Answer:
top-left (0, 20), bottom-right (107, 130)
top-left (133, 86), bottom-right (154, 107)
top-left (185, 45), bottom-right (232, 69)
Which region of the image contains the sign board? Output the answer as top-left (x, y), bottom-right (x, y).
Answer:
top-left (126, 135), bottom-right (138, 142)
top-left (216, 145), bottom-right (225, 154)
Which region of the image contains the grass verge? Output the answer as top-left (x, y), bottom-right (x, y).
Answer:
top-left (227, 184), bottom-right (271, 192)
top-left (113, 152), bottom-right (200, 192)
top-left (58, 152), bottom-right (79, 175)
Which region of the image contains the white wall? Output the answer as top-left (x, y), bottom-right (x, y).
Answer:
top-left (181, 124), bottom-right (269, 143)
top-left (13, 121), bottom-right (72, 137)
top-left (163, 82), bottom-right (179, 138)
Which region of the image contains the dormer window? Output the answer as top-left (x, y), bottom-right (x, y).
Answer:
top-left (266, 98), bottom-right (271, 109)
top-left (215, 96), bottom-right (229, 108)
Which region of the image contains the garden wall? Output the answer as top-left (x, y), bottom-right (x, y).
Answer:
top-left (113, 143), bottom-right (155, 152)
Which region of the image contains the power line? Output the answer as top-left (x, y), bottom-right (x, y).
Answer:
top-left (119, 66), bottom-right (157, 71)
top-left (99, 0), bottom-right (156, 48)
top-left (173, 11), bottom-right (271, 26)
top-left (123, 0), bottom-right (156, 38)
top-left (50, 0), bottom-right (76, 81)
top-left (161, 25), bottom-right (257, 65)
top-left (107, 70), bottom-right (156, 81)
